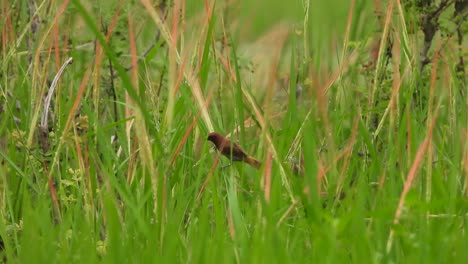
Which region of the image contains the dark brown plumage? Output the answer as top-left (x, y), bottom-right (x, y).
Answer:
top-left (207, 132), bottom-right (261, 169)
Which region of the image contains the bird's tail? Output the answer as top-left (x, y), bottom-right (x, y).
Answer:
top-left (245, 156), bottom-right (261, 169)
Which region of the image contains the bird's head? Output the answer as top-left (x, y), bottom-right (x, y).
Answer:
top-left (207, 132), bottom-right (225, 148)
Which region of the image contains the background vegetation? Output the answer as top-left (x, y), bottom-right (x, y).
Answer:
top-left (0, 0), bottom-right (466, 262)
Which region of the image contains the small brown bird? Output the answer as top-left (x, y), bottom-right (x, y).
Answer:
top-left (207, 132), bottom-right (261, 169)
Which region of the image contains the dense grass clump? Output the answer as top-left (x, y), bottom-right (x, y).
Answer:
top-left (0, 0), bottom-right (466, 262)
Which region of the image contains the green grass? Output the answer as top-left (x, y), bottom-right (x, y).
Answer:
top-left (1, 0), bottom-right (467, 263)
